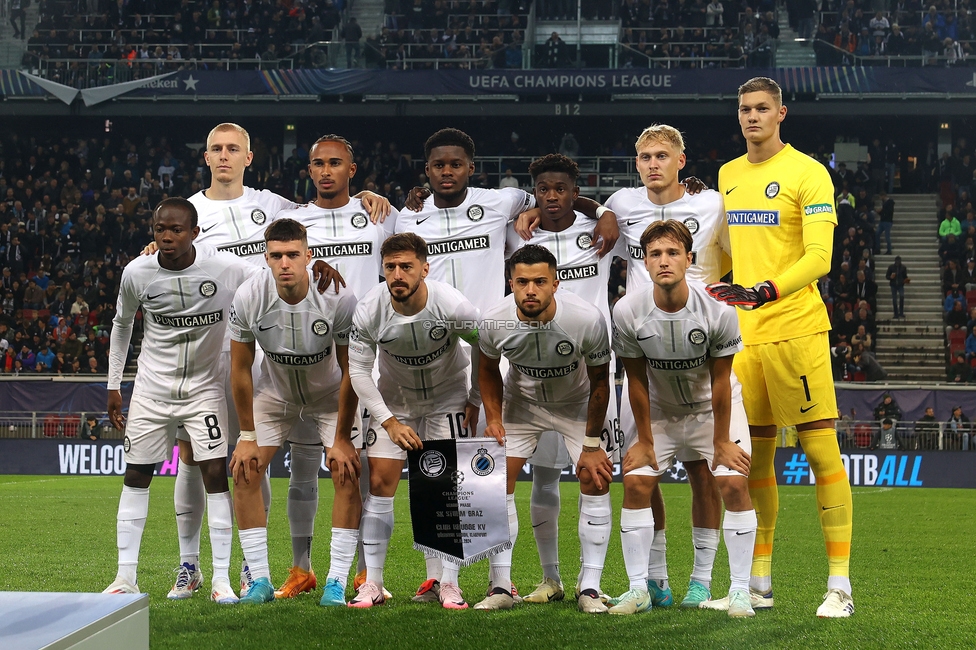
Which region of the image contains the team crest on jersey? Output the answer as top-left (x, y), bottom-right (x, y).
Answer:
top-left (312, 319), bottom-right (330, 336)
top-left (765, 182), bottom-right (780, 199)
top-left (123, 436), bottom-right (131, 452)
top-left (688, 328), bottom-right (707, 345)
top-left (576, 233), bottom-right (592, 249)
top-left (351, 212), bottom-right (368, 229)
top-left (199, 280), bottom-right (217, 297)
top-left (251, 209), bottom-right (267, 225)
top-left (419, 450), bottom-right (447, 478)
top-left (471, 447), bottom-right (495, 476)
top-left (555, 340), bottom-right (574, 356)
top-left (365, 428), bottom-right (377, 447)
top-left (683, 217), bottom-right (700, 235)
top-left (467, 205), bottom-right (484, 222)
top-left (429, 325), bottom-right (448, 341)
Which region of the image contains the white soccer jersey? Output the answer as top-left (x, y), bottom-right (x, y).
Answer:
top-left (396, 187), bottom-right (534, 312)
top-left (292, 198), bottom-right (397, 301)
top-left (612, 281), bottom-right (743, 414)
top-left (507, 212), bottom-right (618, 324)
top-left (605, 187), bottom-right (730, 290)
top-left (108, 244), bottom-right (254, 402)
top-left (480, 290), bottom-right (610, 405)
top-left (228, 268), bottom-right (356, 406)
top-left (348, 279), bottom-right (480, 425)
top-left (189, 187), bottom-right (296, 265)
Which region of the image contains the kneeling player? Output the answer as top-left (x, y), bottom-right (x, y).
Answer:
top-left (610, 220), bottom-right (757, 617)
top-left (228, 219), bottom-right (361, 605)
top-left (347, 233), bottom-right (482, 610)
top-left (477, 245), bottom-right (613, 613)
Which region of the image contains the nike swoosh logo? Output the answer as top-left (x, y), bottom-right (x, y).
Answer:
top-left (201, 224), bottom-right (218, 233)
top-left (735, 531), bottom-right (751, 535)
top-left (532, 521), bottom-right (548, 529)
top-left (620, 528), bottom-right (636, 534)
top-left (636, 333), bottom-right (658, 341)
top-left (146, 293), bottom-right (165, 300)
top-left (821, 504), bottom-right (843, 511)
top-left (502, 345), bottom-right (520, 352)
top-left (725, 186), bottom-right (737, 195)
top-left (208, 442), bottom-right (221, 450)
top-left (258, 324), bottom-right (276, 332)
top-left (416, 216), bottom-right (432, 225)
top-left (176, 511), bottom-right (193, 517)
top-left (626, 219), bottom-right (644, 226)
top-left (586, 521), bottom-right (605, 526)
top-left (694, 545), bottom-right (706, 550)
top-left (379, 337), bottom-right (397, 344)
top-left (363, 542), bottom-right (379, 546)
top-left (800, 404), bottom-right (818, 413)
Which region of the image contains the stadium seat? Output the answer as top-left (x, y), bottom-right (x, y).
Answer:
top-left (852, 371), bottom-right (867, 382)
top-left (967, 289), bottom-right (976, 306)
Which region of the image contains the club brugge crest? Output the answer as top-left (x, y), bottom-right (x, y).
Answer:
top-left (683, 217), bottom-right (700, 235)
top-left (555, 340), bottom-right (574, 356)
top-left (312, 319), bottom-right (330, 336)
top-left (351, 212), bottom-right (368, 229)
top-left (471, 447), bottom-right (495, 476)
top-left (467, 205), bottom-right (484, 221)
top-left (123, 436), bottom-right (131, 452)
top-left (251, 209), bottom-right (267, 225)
top-left (765, 182), bottom-right (780, 199)
top-left (420, 450), bottom-right (447, 478)
top-left (199, 280), bottom-right (217, 297)
top-left (429, 325), bottom-right (448, 341)
top-left (576, 233), bottom-right (592, 249)
top-left (688, 328), bottom-right (706, 345)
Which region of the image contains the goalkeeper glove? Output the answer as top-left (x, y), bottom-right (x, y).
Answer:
top-left (706, 280), bottom-right (779, 310)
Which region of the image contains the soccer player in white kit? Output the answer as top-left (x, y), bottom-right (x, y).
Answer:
top-left (172, 123), bottom-right (386, 601)
top-left (347, 233), bottom-right (482, 610)
top-left (506, 154), bottom-right (623, 604)
top-left (476, 245), bottom-right (613, 613)
top-left (103, 198), bottom-right (254, 604)
top-left (399, 127), bottom-right (619, 604)
top-left (603, 125), bottom-right (731, 608)
top-left (226, 219), bottom-right (361, 605)
top-left (609, 219), bottom-right (756, 618)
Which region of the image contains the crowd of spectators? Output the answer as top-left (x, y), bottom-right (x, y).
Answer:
top-left (836, 393), bottom-right (973, 451)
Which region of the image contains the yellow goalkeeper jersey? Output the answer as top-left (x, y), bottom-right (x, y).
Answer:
top-left (718, 144), bottom-right (836, 345)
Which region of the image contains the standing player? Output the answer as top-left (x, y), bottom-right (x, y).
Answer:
top-left (103, 198), bottom-right (253, 604)
top-left (280, 134), bottom-right (398, 600)
top-left (477, 245), bottom-right (613, 613)
top-left (399, 127), bottom-right (618, 603)
top-left (706, 77), bottom-right (853, 618)
top-left (506, 154), bottom-right (622, 604)
top-left (610, 220), bottom-right (757, 618)
top-left (347, 233), bottom-right (482, 610)
top-left (226, 219), bottom-right (360, 605)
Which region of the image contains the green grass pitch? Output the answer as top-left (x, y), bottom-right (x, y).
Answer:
top-left (0, 476), bottom-right (973, 649)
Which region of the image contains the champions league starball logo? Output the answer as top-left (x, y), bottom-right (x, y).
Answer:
top-left (420, 450), bottom-right (447, 478)
top-left (471, 447), bottom-right (495, 476)
top-left (452, 470), bottom-right (465, 487)
top-left (667, 460), bottom-right (689, 482)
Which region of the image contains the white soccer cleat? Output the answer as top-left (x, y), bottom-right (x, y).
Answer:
top-left (210, 578), bottom-right (240, 605)
top-left (607, 588), bottom-right (651, 615)
top-left (577, 588), bottom-right (608, 614)
top-left (727, 589), bottom-right (756, 618)
top-left (523, 577), bottom-right (565, 603)
top-left (700, 587), bottom-right (773, 611)
top-left (473, 587), bottom-right (515, 610)
top-left (103, 577), bottom-right (140, 594)
top-left (167, 562), bottom-right (203, 600)
top-left (816, 589), bottom-right (854, 618)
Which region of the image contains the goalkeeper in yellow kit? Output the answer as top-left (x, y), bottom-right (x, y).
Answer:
top-left (703, 77), bottom-right (853, 619)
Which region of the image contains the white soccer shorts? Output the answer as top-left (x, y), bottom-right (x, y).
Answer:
top-left (125, 393), bottom-right (228, 465)
top-left (503, 399), bottom-right (612, 466)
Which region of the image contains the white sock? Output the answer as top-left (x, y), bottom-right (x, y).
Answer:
top-left (174, 460), bottom-right (205, 568)
top-left (441, 559), bottom-right (461, 585)
top-left (577, 493), bottom-right (611, 594)
top-left (620, 507), bottom-right (654, 591)
top-left (827, 576), bottom-right (853, 595)
top-left (239, 527), bottom-right (270, 582)
top-left (751, 575), bottom-right (772, 594)
top-left (356, 451), bottom-right (369, 574)
top-left (287, 444), bottom-right (321, 571)
top-left (690, 527), bottom-right (720, 588)
top-left (530, 465), bottom-right (562, 583)
top-left (361, 493), bottom-right (394, 589)
top-left (489, 494), bottom-right (517, 591)
top-left (116, 485), bottom-right (150, 585)
top-left (261, 470), bottom-right (272, 522)
top-left (424, 554), bottom-right (443, 581)
top-left (207, 492), bottom-right (234, 584)
top-left (647, 528), bottom-right (669, 589)
top-left (723, 509), bottom-right (757, 593)
top-left (327, 528), bottom-right (358, 589)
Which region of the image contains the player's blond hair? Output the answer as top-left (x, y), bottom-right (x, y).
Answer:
top-left (738, 77), bottom-right (782, 106)
top-left (635, 124), bottom-right (685, 154)
top-left (206, 123), bottom-right (251, 152)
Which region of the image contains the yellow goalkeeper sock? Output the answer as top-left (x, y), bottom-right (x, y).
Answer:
top-left (747, 436), bottom-right (778, 583)
top-left (800, 428), bottom-right (853, 584)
